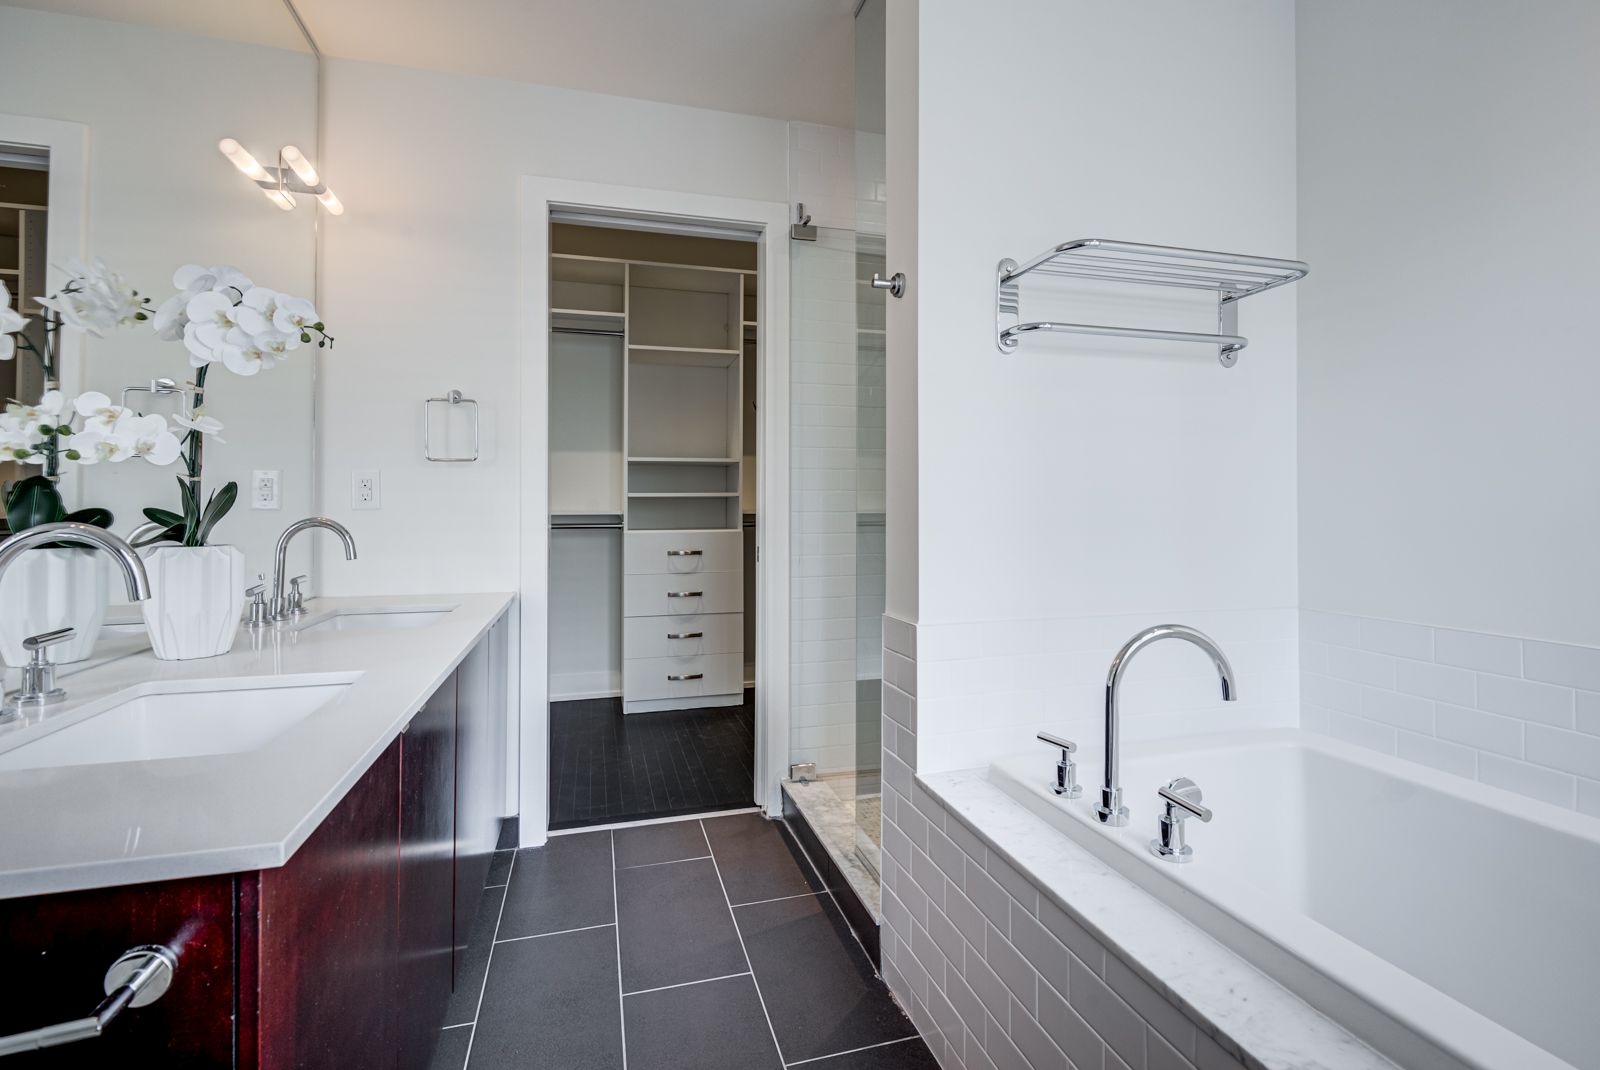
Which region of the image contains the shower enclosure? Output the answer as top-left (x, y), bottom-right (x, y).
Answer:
top-left (785, 0), bottom-right (887, 915)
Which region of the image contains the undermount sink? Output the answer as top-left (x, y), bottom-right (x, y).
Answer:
top-left (0, 674), bottom-right (360, 771)
top-left (291, 606), bottom-right (456, 634)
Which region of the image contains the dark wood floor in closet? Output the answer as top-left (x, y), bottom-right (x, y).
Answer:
top-left (548, 690), bottom-right (756, 830)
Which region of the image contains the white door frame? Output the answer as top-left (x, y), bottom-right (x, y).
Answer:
top-left (0, 115), bottom-right (88, 506)
top-left (517, 176), bottom-right (791, 848)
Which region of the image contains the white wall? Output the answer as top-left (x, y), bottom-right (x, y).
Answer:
top-left (1297, 1), bottom-right (1600, 649)
top-left (316, 58), bottom-right (788, 596)
top-left (0, 7), bottom-right (317, 589)
top-left (904, 0), bottom-right (1301, 775)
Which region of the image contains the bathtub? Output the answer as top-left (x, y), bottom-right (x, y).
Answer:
top-left (987, 728), bottom-right (1600, 1070)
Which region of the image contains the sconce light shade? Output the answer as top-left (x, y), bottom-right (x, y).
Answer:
top-left (219, 138), bottom-right (343, 215)
top-left (218, 138), bottom-right (269, 182)
top-left (281, 145), bottom-right (319, 186)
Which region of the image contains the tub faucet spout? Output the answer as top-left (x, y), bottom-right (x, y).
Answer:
top-left (1099, 624), bottom-right (1235, 826)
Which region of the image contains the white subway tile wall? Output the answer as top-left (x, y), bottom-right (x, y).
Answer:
top-left (913, 609), bottom-right (1301, 775)
top-left (1301, 610), bottom-right (1600, 815)
top-left (875, 624), bottom-right (1249, 1070)
top-left (789, 121), bottom-right (857, 232)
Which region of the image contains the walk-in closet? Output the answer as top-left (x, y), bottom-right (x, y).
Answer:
top-left (547, 221), bottom-right (758, 829)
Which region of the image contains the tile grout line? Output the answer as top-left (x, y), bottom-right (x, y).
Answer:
top-left (701, 819), bottom-right (788, 1066)
top-left (615, 854), bottom-right (714, 871)
top-left (622, 970), bottom-right (754, 998)
top-left (460, 846), bottom-right (517, 1068)
top-left (730, 889), bottom-right (827, 909)
top-left (784, 1035), bottom-right (921, 1067)
top-left (612, 829), bottom-right (628, 1070)
top-left (494, 921), bottom-right (616, 944)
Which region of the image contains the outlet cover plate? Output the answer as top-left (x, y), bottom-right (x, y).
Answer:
top-left (251, 470), bottom-right (281, 510)
top-left (352, 470), bottom-right (380, 510)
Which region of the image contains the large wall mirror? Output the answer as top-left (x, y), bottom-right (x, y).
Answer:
top-left (1, 0), bottom-right (320, 597)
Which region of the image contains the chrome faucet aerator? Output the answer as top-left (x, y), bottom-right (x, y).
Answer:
top-left (270, 518), bottom-right (357, 622)
top-left (1098, 624), bottom-right (1235, 827)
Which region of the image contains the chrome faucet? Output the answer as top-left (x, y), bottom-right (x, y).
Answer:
top-left (270, 518), bottom-right (356, 622)
top-left (1098, 625), bottom-right (1235, 827)
top-left (0, 523), bottom-right (151, 717)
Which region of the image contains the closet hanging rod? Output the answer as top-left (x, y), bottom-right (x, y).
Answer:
top-left (551, 523), bottom-right (624, 529)
top-left (996, 238), bottom-right (1308, 367)
top-left (552, 327), bottom-right (626, 337)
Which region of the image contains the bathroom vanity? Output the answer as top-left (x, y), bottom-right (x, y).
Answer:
top-left (0, 593), bottom-right (513, 1069)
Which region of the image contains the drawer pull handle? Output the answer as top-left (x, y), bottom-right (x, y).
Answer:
top-left (667, 632), bottom-right (704, 639)
top-left (667, 550), bottom-right (703, 556)
top-left (666, 591), bottom-right (703, 598)
top-left (667, 673), bottom-right (704, 681)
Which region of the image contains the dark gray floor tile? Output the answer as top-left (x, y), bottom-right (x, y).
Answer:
top-left (470, 925), bottom-right (623, 1070)
top-left (623, 974), bottom-right (782, 1070)
top-left (614, 819), bottom-right (712, 868)
top-left (497, 816), bottom-right (520, 850)
top-left (737, 892), bottom-right (917, 1063)
top-left (616, 856), bottom-right (747, 992)
top-left (485, 849), bottom-right (513, 887)
top-left (800, 1037), bottom-right (943, 1069)
top-left (499, 831), bottom-right (614, 939)
top-left (427, 1025), bottom-right (472, 1070)
top-left (703, 812), bottom-right (823, 905)
top-left (442, 884), bottom-right (504, 1026)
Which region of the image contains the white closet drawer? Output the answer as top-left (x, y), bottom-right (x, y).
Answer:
top-left (623, 571), bottom-right (742, 616)
top-left (624, 652), bottom-right (743, 702)
top-left (624, 613), bottom-right (742, 660)
top-left (624, 530), bottom-right (742, 575)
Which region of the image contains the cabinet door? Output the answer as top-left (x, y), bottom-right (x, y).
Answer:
top-left (453, 641), bottom-right (497, 981)
top-left (259, 736), bottom-right (401, 1070)
top-left (398, 677), bottom-right (456, 1070)
top-left (0, 875), bottom-right (237, 1068)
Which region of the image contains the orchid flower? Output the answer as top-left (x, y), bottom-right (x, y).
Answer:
top-left (236, 287), bottom-right (281, 335)
top-left (171, 411), bottom-right (225, 443)
top-left (7, 390), bottom-right (70, 434)
top-left (74, 391), bottom-right (135, 434)
top-left (273, 296), bottom-right (318, 337)
top-left (0, 414), bottom-right (37, 460)
top-left (67, 429), bottom-right (128, 464)
top-left (111, 414), bottom-right (182, 466)
top-left (0, 281), bottom-right (28, 360)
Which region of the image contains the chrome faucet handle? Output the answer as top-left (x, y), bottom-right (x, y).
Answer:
top-left (1151, 777), bottom-right (1212, 864)
top-left (3, 627), bottom-right (75, 718)
top-left (245, 579), bottom-right (270, 629)
top-left (287, 575), bottom-right (309, 615)
top-left (1037, 732), bottom-right (1083, 798)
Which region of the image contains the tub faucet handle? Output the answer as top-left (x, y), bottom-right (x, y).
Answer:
top-left (1037, 732), bottom-right (1083, 799)
top-left (1151, 777), bottom-right (1211, 864)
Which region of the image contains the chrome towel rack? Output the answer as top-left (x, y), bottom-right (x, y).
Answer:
top-left (996, 238), bottom-right (1307, 366)
top-left (423, 390), bottom-right (480, 462)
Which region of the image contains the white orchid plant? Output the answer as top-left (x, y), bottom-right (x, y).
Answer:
top-left (0, 259), bottom-right (332, 547)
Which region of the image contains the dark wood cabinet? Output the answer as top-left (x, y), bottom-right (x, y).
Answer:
top-left (0, 630), bottom-right (507, 1069)
top-left (398, 678), bottom-right (456, 1069)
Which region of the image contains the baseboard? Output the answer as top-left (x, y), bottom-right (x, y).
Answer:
top-left (624, 692), bottom-right (743, 714)
top-left (550, 688), bottom-right (623, 702)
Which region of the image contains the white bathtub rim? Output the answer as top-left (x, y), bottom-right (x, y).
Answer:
top-left (917, 767), bottom-right (1401, 1070)
top-left (986, 727), bottom-right (1579, 1070)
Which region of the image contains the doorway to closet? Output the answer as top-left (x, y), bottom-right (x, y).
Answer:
top-left (547, 221), bottom-right (759, 830)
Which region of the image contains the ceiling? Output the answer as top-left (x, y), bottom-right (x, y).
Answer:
top-left (3, 0), bottom-right (858, 128)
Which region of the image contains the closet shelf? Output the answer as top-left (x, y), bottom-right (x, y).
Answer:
top-left (628, 346), bottom-right (739, 368)
top-left (552, 308), bottom-right (624, 318)
top-left (996, 238), bottom-right (1308, 367)
top-left (627, 492), bottom-right (740, 498)
top-left (628, 457), bottom-right (738, 466)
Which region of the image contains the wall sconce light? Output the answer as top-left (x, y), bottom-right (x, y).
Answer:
top-left (218, 139), bottom-right (344, 215)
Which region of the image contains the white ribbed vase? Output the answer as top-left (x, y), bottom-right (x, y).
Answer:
top-left (0, 547), bottom-right (110, 666)
top-left (140, 544), bottom-right (245, 661)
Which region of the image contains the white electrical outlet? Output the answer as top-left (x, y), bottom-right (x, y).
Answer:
top-left (352, 470), bottom-right (381, 510)
top-left (251, 470), bottom-right (282, 510)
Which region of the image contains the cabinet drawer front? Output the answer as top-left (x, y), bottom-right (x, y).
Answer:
top-left (623, 652), bottom-right (744, 701)
top-left (624, 613), bottom-right (743, 660)
top-left (623, 571), bottom-right (742, 616)
top-left (624, 530), bottom-right (742, 575)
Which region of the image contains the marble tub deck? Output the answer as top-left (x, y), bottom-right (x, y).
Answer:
top-left (782, 777), bottom-right (881, 918)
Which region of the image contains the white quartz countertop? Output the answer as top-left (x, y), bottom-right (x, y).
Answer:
top-left (0, 592), bottom-right (513, 900)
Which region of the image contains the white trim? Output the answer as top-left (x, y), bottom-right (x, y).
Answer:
top-left (545, 807), bottom-right (763, 836)
top-left (518, 177), bottom-right (791, 849)
top-left (0, 114), bottom-right (87, 509)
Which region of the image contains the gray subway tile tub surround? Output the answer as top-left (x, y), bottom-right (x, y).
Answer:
top-left (1302, 609), bottom-right (1600, 814)
top-left (432, 812), bottom-right (937, 1070)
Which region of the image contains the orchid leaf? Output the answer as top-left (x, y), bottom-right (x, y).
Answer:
top-left (62, 507), bottom-right (113, 529)
top-left (142, 507), bottom-right (184, 529)
top-left (196, 482), bottom-right (237, 545)
top-left (5, 475), bottom-right (65, 533)
top-left (178, 477), bottom-right (202, 547)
